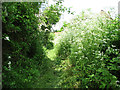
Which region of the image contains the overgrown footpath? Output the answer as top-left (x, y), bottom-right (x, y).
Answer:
top-left (2, 1), bottom-right (120, 89)
top-left (39, 10), bottom-right (120, 88)
top-left (33, 33), bottom-right (73, 88)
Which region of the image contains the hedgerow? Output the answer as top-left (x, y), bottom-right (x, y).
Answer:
top-left (54, 10), bottom-right (120, 88)
top-left (2, 2), bottom-right (46, 88)
top-left (2, 1), bottom-right (72, 88)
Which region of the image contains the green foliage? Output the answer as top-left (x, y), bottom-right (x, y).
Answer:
top-left (40, 0), bottom-right (67, 30)
top-left (43, 5), bottom-right (61, 25)
top-left (2, 2), bottom-right (47, 88)
top-left (54, 10), bottom-right (120, 88)
top-left (3, 1), bottom-right (120, 89)
top-left (2, 1), bottom-right (70, 88)
top-left (58, 21), bottom-right (70, 32)
top-left (2, 58), bottom-right (41, 88)
top-left (38, 1), bottom-right (70, 49)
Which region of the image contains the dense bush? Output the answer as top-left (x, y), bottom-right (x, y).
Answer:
top-left (54, 10), bottom-right (120, 88)
top-left (2, 1), bottom-right (70, 88)
top-left (2, 2), bottom-right (50, 88)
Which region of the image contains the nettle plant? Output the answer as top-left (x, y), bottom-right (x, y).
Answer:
top-left (55, 10), bottom-right (120, 88)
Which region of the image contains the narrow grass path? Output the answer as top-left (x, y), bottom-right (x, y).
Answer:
top-left (32, 34), bottom-right (62, 88)
top-left (33, 33), bottom-right (71, 88)
top-left (33, 49), bottom-right (61, 88)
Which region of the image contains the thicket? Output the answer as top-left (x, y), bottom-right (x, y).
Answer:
top-left (54, 10), bottom-right (120, 88)
top-left (3, 1), bottom-right (119, 89)
top-left (2, 2), bottom-right (44, 88)
top-left (2, 1), bottom-right (69, 88)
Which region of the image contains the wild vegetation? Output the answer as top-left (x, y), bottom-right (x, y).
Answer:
top-left (2, 1), bottom-right (69, 88)
top-left (2, 1), bottom-right (120, 89)
top-left (52, 10), bottom-right (120, 88)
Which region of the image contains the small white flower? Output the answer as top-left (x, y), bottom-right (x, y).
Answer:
top-left (94, 43), bottom-right (97, 45)
top-left (75, 52), bottom-right (77, 54)
top-left (4, 37), bottom-right (9, 41)
top-left (8, 61), bottom-right (11, 70)
top-left (8, 56), bottom-right (11, 59)
top-left (111, 45), bottom-right (116, 47)
top-left (116, 80), bottom-right (119, 83)
top-left (8, 61), bottom-right (11, 65)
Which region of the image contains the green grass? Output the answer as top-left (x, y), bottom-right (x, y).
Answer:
top-left (33, 33), bottom-right (72, 88)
